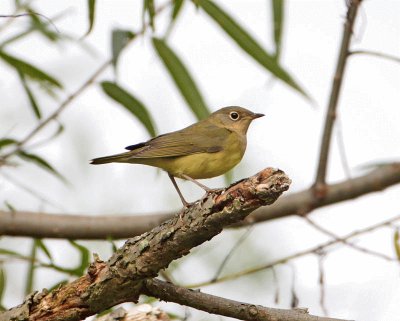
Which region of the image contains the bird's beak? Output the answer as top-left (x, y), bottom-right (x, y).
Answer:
top-left (251, 113), bottom-right (265, 119)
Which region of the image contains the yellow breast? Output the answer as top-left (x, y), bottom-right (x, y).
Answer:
top-left (141, 132), bottom-right (247, 179)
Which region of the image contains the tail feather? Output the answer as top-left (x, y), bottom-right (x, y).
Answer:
top-left (90, 152), bottom-right (131, 165)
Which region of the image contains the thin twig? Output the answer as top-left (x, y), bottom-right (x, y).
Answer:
top-left (185, 213), bottom-right (400, 288)
top-left (0, 12), bottom-right (60, 33)
top-left (335, 118), bottom-right (352, 178)
top-left (349, 50), bottom-right (400, 64)
top-left (144, 278), bottom-right (349, 321)
top-left (212, 225), bottom-right (254, 281)
top-left (314, 0), bottom-right (363, 189)
top-left (304, 216), bottom-right (396, 262)
top-left (317, 251), bottom-right (328, 316)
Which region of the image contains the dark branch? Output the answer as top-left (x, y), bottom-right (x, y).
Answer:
top-left (314, 0), bottom-right (363, 189)
top-left (143, 279), bottom-right (350, 321)
top-left (1, 163), bottom-right (399, 239)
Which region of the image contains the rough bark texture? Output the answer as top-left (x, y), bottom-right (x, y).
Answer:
top-left (0, 168), bottom-right (290, 321)
top-left (143, 279), bottom-right (349, 321)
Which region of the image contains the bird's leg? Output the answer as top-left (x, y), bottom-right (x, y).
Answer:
top-left (168, 173), bottom-right (190, 207)
top-left (180, 174), bottom-right (213, 192)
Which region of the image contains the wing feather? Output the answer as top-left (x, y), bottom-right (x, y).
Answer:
top-left (126, 122), bottom-right (229, 158)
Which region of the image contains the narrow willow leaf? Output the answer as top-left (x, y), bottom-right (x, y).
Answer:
top-left (0, 248), bottom-right (23, 257)
top-left (0, 51), bottom-right (62, 88)
top-left (111, 29), bottom-right (135, 69)
top-left (25, 239), bottom-right (38, 295)
top-left (0, 267), bottom-right (5, 311)
top-left (36, 239), bottom-right (53, 262)
top-left (101, 81), bottom-right (157, 137)
top-left (18, 71), bottom-right (41, 119)
top-left (17, 151), bottom-right (65, 182)
top-left (68, 240), bottom-right (90, 276)
top-left (272, 0), bottom-right (284, 60)
top-left (165, 0), bottom-right (185, 37)
top-left (0, 138), bottom-right (18, 150)
top-left (198, 0), bottom-right (308, 99)
top-left (83, 0), bottom-right (96, 37)
top-left (28, 8), bottom-right (60, 42)
top-left (152, 37), bottom-right (210, 120)
top-left (394, 230), bottom-right (400, 260)
top-left (4, 201), bottom-right (16, 213)
top-left (144, 0), bottom-right (156, 31)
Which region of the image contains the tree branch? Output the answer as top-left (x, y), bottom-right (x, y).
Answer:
top-left (143, 278), bottom-right (350, 321)
top-left (314, 0), bottom-right (362, 189)
top-left (0, 168), bottom-right (292, 321)
top-left (1, 163), bottom-right (399, 239)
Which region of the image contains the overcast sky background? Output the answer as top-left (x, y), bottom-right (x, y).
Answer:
top-left (1, 1), bottom-right (400, 320)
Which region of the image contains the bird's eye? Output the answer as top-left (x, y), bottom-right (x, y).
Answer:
top-left (229, 112), bottom-right (239, 121)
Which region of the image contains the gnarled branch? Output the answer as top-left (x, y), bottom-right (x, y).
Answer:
top-left (0, 168), bottom-right (295, 321)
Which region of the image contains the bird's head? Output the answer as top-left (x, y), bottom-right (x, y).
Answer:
top-left (209, 106), bottom-right (264, 135)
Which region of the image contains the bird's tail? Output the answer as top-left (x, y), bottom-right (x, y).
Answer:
top-left (90, 152), bottom-right (132, 165)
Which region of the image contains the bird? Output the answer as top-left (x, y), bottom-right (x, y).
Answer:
top-left (90, 106), bottom-right (264, 207)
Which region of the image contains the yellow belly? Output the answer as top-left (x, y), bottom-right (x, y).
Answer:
top-left (136, 134), bottom-right (246, 179)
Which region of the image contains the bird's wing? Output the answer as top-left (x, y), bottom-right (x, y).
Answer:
top-left (125, 123), bottom-right (229, 158)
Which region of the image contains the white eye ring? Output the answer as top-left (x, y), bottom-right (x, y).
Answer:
top-left (229, 111), bottom-right (240, 121)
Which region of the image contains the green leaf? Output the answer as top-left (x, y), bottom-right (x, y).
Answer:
top-left (18, 71), bottom-right (41, 119)
top-left (36, 239), bottom-right (53, 262)
top-left (272, 0), bottom-right (284, 60)
top-left (152, 37), bottom-right (210, 120)
top-left (165, 0), bottom-right (185, 37)
top-left (394, 230), bottom-right (400, 260)
top-left (111, 29), bottom-right (135, 70)
top-left (25, 239), bottom-right (38, 295)
top-left (83, 0), bottom-right (96, 37)
top-left (198, 0), bottom-right (308, 99)
top-left (17, 151), bottom-right (65, 182)
top-left (0, 248), bottom-right (23, 257)
top-left (68, 240), bottom-right (90, 276)
top-left (4, 202), bottom-right (16, 213)
top-left (0, 267), bottom-right (5, 311)
top-left (28, 8), bottom-right (60, 42)
top-left (0, 51), bottom-right (62, 88)
top-left (101, 81), bottom-right (157, 137)
top-left (144, 0), bottom-right (156, 31)
top-left (0, 138), bottom-right (18, 150)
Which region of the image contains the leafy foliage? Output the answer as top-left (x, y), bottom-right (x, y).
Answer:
top-left (0, 51), bottom-right (62, 89)
top-left (197, 0), bottom-right (308, 99)
top-left (101, 81), bottom-right (157, 137)
top-left (152, 37), bottom-right (210, 120)
top-left (111, 29), bottom-right (136, 71)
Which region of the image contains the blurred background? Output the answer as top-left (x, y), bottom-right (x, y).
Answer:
top-left (0, 0), bottom-right (400, 320)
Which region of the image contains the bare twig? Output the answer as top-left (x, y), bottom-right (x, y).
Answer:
top-left (143, 278), bottom-right (349, 321)
top-left (304, 216), bottom-right (396, 262)
top-left (315, 0), bottom-right (363, 190)
top-left (317, 251), bottom-right (328, 316)
top-left (212, 225), bottom-right (254, 281)
top-left (185, 213), bottom-right (400, 288)
top-left (0, 12), bottom-right (60, 33)
top-left (1, 163), bottom-right (398, 239)
top-left (349, 50), bottom-right (400, 64)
